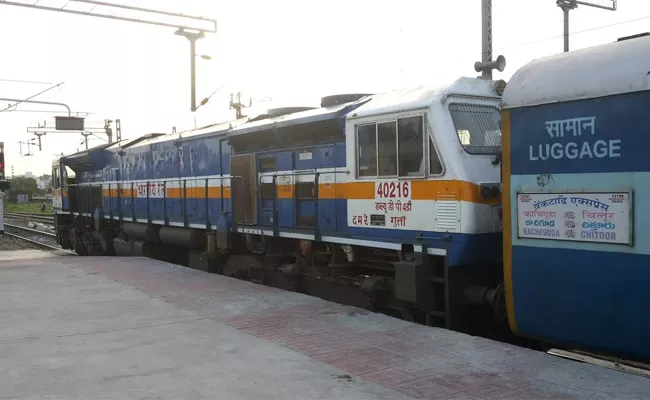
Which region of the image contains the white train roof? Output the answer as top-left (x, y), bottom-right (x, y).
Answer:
top-left (347, 77), bottom-right (500, 120)
top-left (503, 34), bottom-right (650, 109)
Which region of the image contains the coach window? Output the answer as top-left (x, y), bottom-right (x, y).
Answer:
top-left (398, 116), bottom-right (425, 177)
top-left (259, 156), bottom-right (276, 172)
top-left (357, 124), bottom-right (377, 177)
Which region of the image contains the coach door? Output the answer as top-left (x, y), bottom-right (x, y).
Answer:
top-left (230, 154), bottom-right (257, 225)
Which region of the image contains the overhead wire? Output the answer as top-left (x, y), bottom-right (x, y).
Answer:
top-left (0, 78), bottom-right (55, 85)
top-left (195, 79), bottom-right (230, 111)
top-left (6, 109), bottom-right (91, 115)
top-left (494, 14), bottom-right (650, 53)
top-left (0, 81), bottom-right (65, 113)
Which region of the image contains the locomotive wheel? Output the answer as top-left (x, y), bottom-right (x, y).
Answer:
top-left (74, 241), bottom-right (88, 256)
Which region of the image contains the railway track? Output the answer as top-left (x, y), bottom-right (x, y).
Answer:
top-left (5, 212), bottom-right (54, 224)
top-left (3, 223), bottom-right (74, 254)
top-left (5, 223), bottom-right (56, 239)
top-left (3, 232), bottom-right (74, 254)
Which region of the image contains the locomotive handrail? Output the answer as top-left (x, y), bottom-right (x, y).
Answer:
top-left (108, 182), bottom-right (112, 220)
top-left (258, 170), bottom-right (344, 238)
top-left (259, 169), bottom-right (347, 178)
top-left (66, 175), bottom-right (240, 185)
top-left (61, 175), bottom-right (246, 231)
top-left (60, 182), bottom-right (104, 215)
top-left (182, 179), bottom-right (187, 228)
top-left (131, 182), bottom-right (135, 222)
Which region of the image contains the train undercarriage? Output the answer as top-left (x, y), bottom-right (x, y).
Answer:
top-left (55, 213), bottom-right (511, 341)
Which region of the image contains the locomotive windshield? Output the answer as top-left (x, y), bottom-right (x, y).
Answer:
top-left (449, 102), bottom-right (501, 155)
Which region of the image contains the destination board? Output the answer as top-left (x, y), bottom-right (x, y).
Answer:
top-left (517, 192), bottom-right (632, 245)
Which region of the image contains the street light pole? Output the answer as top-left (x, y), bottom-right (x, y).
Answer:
top-left (557, 0), bottom-right (577, 52)
top-left (556, 0), bottom-right (617, 53)
top-left (175, 29), bottom-right (205, 112)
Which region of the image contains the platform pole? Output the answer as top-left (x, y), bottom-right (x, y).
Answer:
top-left (0, 190), bottom-right (5, 235)
top-left (175, 29), bottom-right (205, 112)
top-left (563, 5), bottom-right (571, 52)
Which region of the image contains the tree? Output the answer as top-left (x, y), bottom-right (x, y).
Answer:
top-left (6, 177), bottom-right (38, 201)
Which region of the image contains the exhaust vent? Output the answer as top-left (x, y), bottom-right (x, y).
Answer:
top-left (320, 94), bottom-right (372, 108)
top-left (266, 107), bottom-right (316, 118)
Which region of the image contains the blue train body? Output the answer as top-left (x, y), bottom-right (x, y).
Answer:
top-left (503, 34), bottom-right (650, 361)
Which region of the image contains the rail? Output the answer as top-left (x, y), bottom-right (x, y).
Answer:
top-left (5, 223), bottom-right (56, 238)
top-left (5, 213), bottom-right (54, 223)
top-left (4, 232), bottom-right (75, 254)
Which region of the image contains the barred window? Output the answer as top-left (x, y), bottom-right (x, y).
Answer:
top-left (449, 103), bottom-right (501, 155)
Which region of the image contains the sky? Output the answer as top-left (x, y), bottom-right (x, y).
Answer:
top-left (0, 0), bottom-right (648, 177)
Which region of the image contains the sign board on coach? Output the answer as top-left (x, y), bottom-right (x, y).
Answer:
top-left (136, 182), bottom-right (165, 198)
top-left (517, 192), bottom-right (632, 245)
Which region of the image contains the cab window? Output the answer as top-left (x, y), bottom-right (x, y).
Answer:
top-left (52, 167), bottom-right (60, 188)
top-left (356, 115), bottom-right (427, 178)
top-left (449, 102), bottom-right (501, 155)
top-left (429, 138), bottom-right (443, 175)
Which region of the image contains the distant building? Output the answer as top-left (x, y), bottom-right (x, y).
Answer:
top-left (24, 171), bottom-right (34, 178)
top-left (36, 177), bottom-right (50, 190)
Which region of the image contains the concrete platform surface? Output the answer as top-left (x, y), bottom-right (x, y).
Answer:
top-left (0, 251), bottom-right (648, 400)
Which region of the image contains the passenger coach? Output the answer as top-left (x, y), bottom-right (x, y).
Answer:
top-left (502, 33), bottom-right (650, 361)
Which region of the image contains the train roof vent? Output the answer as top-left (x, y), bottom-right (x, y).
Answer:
top-left (617, 32), bottom-right (650, 42)
top-left (266, 107), bottom-right (316, 118)
top-left (320, 93), bottom-right (372, 108)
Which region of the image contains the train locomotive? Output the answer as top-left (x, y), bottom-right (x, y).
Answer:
top-left (52, 76), bottom-right (506, 334)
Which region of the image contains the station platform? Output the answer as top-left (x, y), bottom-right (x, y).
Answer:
top-left (0, 250), bottom-right (648, 399)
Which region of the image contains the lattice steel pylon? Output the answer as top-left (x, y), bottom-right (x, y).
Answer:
top-left (474, 0), bottom-right (506, 80)
top-left (0, 0), bottom-right (217, 112)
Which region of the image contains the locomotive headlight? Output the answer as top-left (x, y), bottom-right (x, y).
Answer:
top-left (480, 183), bottom-right (501, 199)
top-left (481, 185), bottom-right (491, 199)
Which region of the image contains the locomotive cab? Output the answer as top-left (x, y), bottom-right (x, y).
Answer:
top-left (343, 77), bottom-right (505, 330)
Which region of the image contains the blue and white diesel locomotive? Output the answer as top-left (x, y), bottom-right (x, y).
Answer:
top-left (52, 77), bottom-right (506, 332)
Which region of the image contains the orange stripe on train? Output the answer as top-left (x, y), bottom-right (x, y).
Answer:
top-left (276, 181), bottom-right (499, 204)
top-left (100, 180), bottom-right (499, 205)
